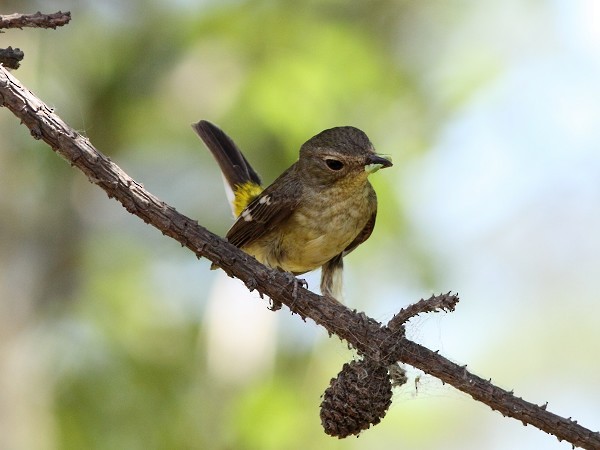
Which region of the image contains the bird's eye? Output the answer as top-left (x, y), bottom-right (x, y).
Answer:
top-left (325, 159), bottom-right (344, 171)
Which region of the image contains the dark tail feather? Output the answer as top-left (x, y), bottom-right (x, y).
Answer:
top-left (191, 120), bottom-right (261, 189)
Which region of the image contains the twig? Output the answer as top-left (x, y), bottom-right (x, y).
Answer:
top-left (0, 11), bottom-right (71, 30)
top-left (0, 46), bottom-right (23, 69)
top-left (0, 11), bottom-right (71, 70)
top-left (387, 291), bottom-right (459, 331)
top-left (1, 65), bottom-right (599, 449)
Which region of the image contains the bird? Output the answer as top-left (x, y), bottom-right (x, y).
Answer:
top-left (192, 120), bottom-right (392, 301)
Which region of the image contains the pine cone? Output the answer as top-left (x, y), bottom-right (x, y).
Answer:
top-left (320, 359), bottom-right (392, 438)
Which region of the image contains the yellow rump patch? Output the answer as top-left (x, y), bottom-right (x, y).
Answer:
top-left (233, 182), bottom-right (263, 217)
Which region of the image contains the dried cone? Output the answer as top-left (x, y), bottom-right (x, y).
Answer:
top-left (320, 359), bottom-right (392, 438)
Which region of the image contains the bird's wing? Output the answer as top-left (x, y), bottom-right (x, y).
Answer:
top-left (226, 166), bottom-right (302, 248)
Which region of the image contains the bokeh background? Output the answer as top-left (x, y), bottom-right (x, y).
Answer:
top-left (1, 1), bottom-right (599, 449)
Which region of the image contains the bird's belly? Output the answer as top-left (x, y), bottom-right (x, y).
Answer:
top-left (245, 190), bottom-right (372, 273)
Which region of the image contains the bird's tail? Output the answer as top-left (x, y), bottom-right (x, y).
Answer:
top-left (321, 254), bottom-right (344, 301)
top-left (192, 120), bottom-right (263, 216)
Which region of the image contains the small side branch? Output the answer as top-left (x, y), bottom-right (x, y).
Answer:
top-left (387, 291), bottom-right (458, 331)
top-left (0, 47), bottom-right (23, 69)
top-left (0, 11), bottom-right (71, 30)
top-left (0, 11), bottom-right (70, 70)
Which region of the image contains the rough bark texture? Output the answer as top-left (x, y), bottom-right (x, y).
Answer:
top-left (0, 47), bottom-right (24, 70)
top-left (0, 11), bottom-right (71, 30)
top-left (0, 11), bottom-right (70, 69)
top-left (1, 65), bottom-right (599, 449)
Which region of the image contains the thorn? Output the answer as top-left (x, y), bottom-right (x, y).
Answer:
top-left (30, 126), bottom-right (42, 139)
top-left (267, 298), bottom-right (282, 311)
top-left (245, 277), bottom-right (257, 292)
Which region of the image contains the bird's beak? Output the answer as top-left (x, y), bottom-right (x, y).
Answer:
top-left (365, 154), bottom-right (393, 174)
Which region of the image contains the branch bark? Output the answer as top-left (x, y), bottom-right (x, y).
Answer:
top-left (0, 11), bottom-right (71, 30)
top-left (0, 11), bottom-right (70, 69)
top-left (1, 65), bottom-right (598, 449)
top-left (0, 46), bottom-right (23, 69)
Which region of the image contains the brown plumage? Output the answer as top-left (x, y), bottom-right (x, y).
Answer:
top-left (192, 120), bottom-right (392, 300)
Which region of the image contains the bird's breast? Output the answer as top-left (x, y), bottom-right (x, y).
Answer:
top-left (253, 182), bottom-right (375, 273)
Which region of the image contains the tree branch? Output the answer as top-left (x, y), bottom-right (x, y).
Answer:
top-left (0, 11), bottom-right (71, 30)
top-left (0, 11), bottom-right (70, 70)
top-left (1, 65), bottom-right (598, 449)
top-left (387, 292), bottom-right (458, 331)
top-left (0, 46), bottom-right (23, 69)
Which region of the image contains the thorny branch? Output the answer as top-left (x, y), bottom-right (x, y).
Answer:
top-left (0, 11), bottom-right (70, 69)
top-left (0, 46), bottom-right (23, 70)
top-left (1, 64), bottom-right (599, 450)
top-left (387, 291), bottom-right (458, 331)
top-left (0, 11), bottom-right (71, 30)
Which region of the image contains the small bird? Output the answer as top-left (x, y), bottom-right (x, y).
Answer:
top-left (192, 120), bottom-right (392, 301)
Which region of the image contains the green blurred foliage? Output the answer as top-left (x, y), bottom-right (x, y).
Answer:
top-left (0, 1), bottom-right (523, 449)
